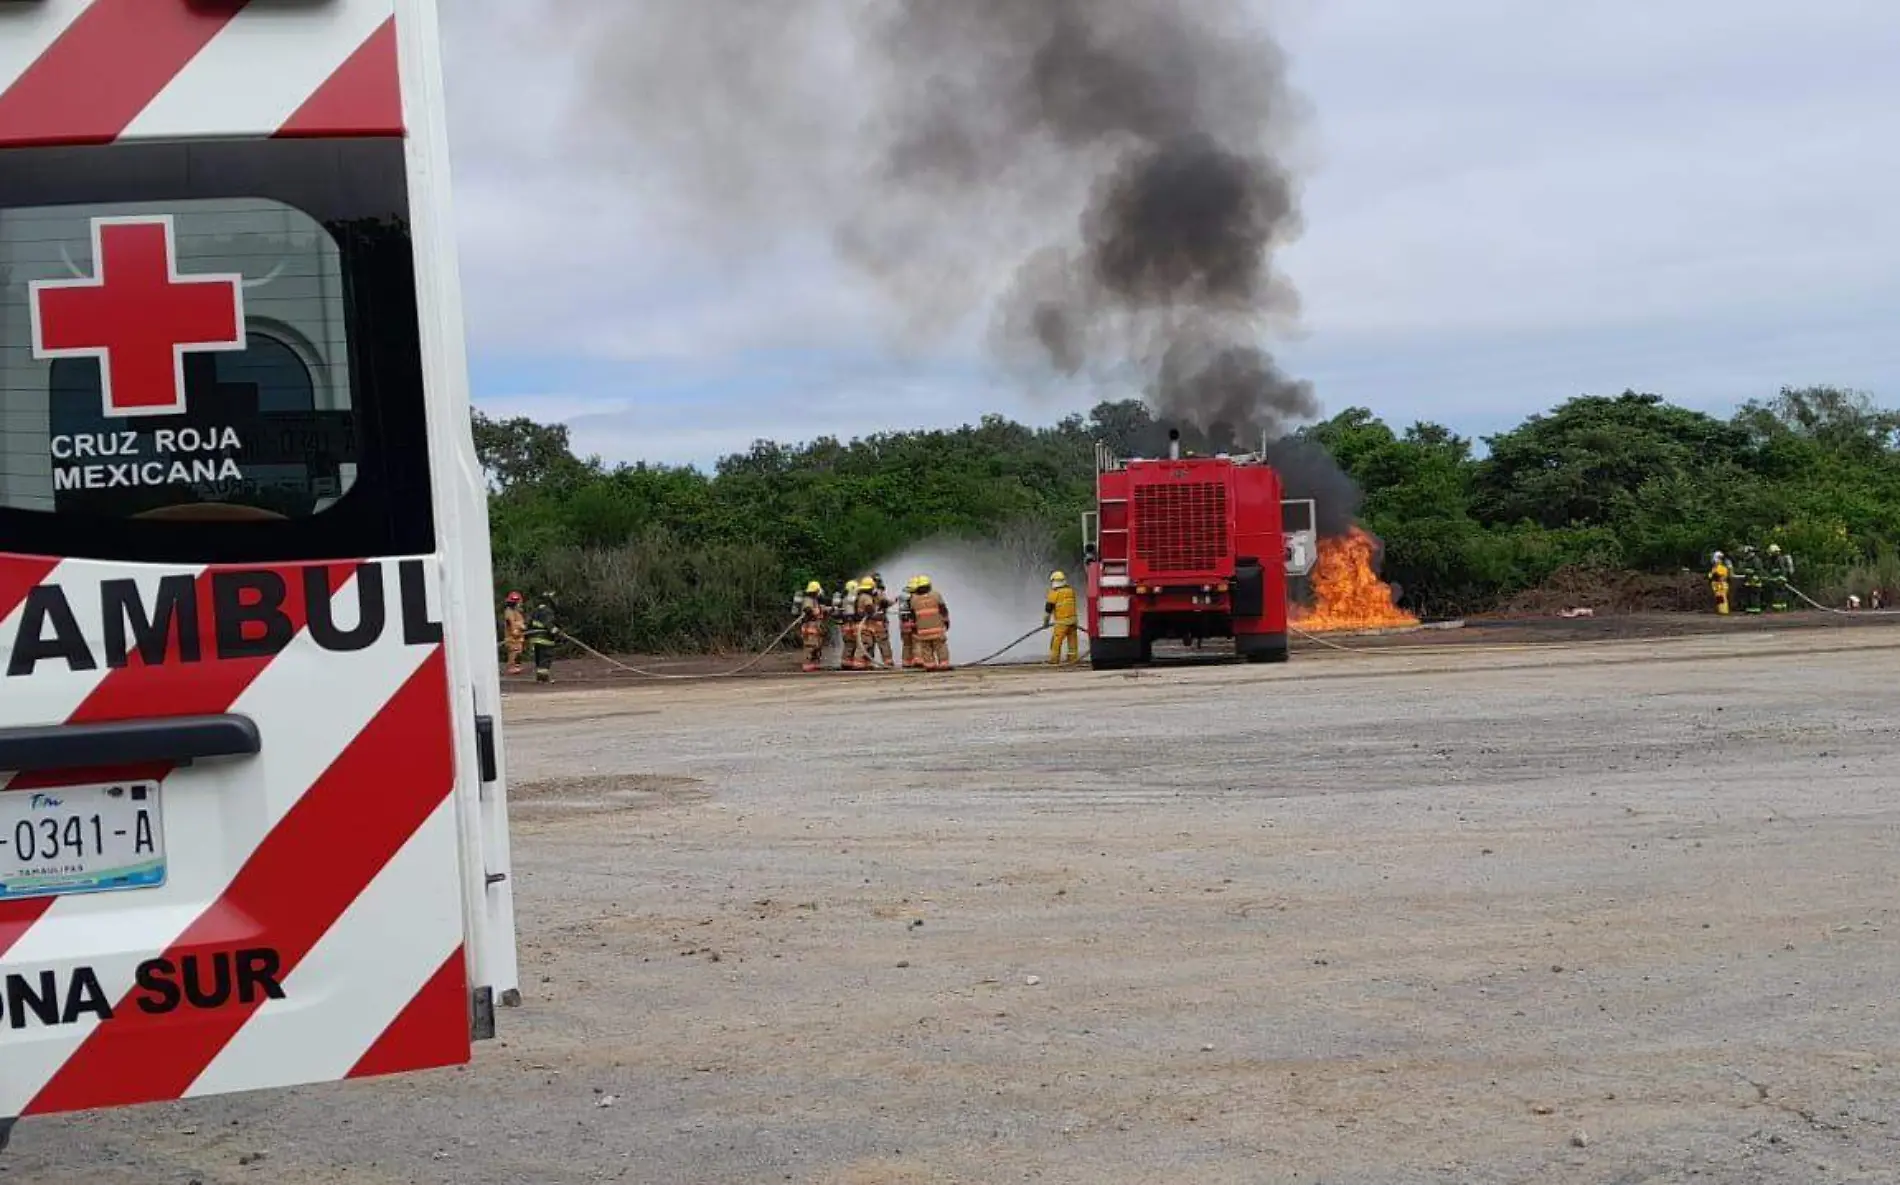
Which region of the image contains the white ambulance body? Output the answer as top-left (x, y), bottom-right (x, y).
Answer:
top-left (0, 0), bottom-right (518, 1125)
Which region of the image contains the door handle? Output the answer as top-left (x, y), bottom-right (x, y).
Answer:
top-left (0, 714), bottom-right (260, 775)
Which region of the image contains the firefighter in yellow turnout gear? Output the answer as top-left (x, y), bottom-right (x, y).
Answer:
top-left (797, 581), bottom-right (830, 672)
top-left (500, 590), bottom-right (527, 674)
top-left (1044, 570), bottom-right (1080, 664)
top-left (840, 581), bottom-right (863, 669)
top-left (853, 575), bottom-right (892, 670)
top-left (910, 576), bottom-right (951, 671)
top-left (1707, 551), bottom-right (1731, 616)
top-left (898, 577), bottom-right (919, 669)
top-left (866, 573), bottom-right (896, 669)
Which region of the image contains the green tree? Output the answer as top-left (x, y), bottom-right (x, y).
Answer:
top-left (1473, 392), bottom-right (1750, 527)
top-left (471, 410), bottom-right (593, 493)
top-left (475, 384), bottom-right (1899, 651)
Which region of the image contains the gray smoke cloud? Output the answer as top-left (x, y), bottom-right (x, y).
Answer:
top-left (556, 0), bottom-right (1326, 449)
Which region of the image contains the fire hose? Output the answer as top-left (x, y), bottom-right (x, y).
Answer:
top-left (1288, 624), bottom-right (1371, 652)
top-left (548, 617), bottom-right (805, 680)
top-left (1689, 566), bottom-right (1900, 617)
top-left (963, 622), bottom-right (1092, 667)
top-left (841, 622), bottom-right (1091, 669)
top-left (1785, 582), bottom-right (1900, 616)
top-left (548, 579), bottom-right (1894, 682)
top-left (547, 617), bottom-right (1086, 681)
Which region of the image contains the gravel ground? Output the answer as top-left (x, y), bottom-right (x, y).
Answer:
top-left (8, 626), bottom-right (1900, 1184)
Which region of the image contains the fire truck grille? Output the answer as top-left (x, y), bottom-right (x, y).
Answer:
top-left (1134, 482), bottom-right (1229, 572)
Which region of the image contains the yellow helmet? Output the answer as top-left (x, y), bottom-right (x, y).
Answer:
top-left (845, 580), bottom-right (859, 594)
top-left (805, 581), bottom-right (822, 595)
top-left (1050, 570), bottom-right (1066, 585)
top-left (915, 576), bottom-right (932, 589)
top-left (860, 575), bottom-right (875, 589)
top-left (1767, 543), bottom-right (1781, 555)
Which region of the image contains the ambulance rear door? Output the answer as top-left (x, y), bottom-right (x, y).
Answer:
top-left (0, 0), bottom-right (511, 1120)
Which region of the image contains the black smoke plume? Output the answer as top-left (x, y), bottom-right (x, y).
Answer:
top-left (1262, 436), bottom-right (1363, 539)
top-left (559, 0), bottom-right (1350, 514)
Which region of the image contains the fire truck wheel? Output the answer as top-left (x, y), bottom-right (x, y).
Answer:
top-left (1089, 638), bottom-right (1143, 671)
top-left (1237, 634), bottom-right (1290, 664)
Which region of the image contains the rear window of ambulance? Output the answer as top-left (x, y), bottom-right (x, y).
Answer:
top-left (4, 198), bottom-right (359, 519)
top-left (0, 139), bottom-right (433, 564)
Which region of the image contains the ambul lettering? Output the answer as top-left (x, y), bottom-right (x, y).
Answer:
top-left (5, 560), bottom-right (442, 677)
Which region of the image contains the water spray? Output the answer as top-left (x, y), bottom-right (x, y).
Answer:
top-left (873, 535), bottom-right (1069, 666)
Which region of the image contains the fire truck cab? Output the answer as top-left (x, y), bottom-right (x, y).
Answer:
top-left (0, 0), bottom-right (516, 1143)
top-left (1082, 430), bottom-right (1317, 669)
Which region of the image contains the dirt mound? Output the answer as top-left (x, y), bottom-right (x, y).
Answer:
top-left (1500, 566), bottom-right (1707, 617)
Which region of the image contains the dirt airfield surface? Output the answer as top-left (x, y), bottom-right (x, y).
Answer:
top-left (10, 620), bottom-right (1900, 1184)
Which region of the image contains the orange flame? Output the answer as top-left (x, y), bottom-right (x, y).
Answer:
top-left (1292, 525), bottom-right (1419, 633)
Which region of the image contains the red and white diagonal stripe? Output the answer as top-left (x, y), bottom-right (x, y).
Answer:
top-left (0, 0), bottom-right (403, 150)
top-left (0, 555), bottom-right (470, 1117)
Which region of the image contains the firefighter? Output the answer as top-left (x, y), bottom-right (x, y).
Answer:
top-left (797, 581), bottom-right (830, 672)
top-left (910, 575), bottom-right (951, 671)
top-left (898, 576), bottom-right (919, 668)
top-left (527, 590), bottom-right (562, 683)
top-left (861, 573), bottom-right (895, 670)
top-left (843, 578), bottom-right (862, 668)
top-left (840, 580), bottom-right (864, 670)
top-left (851, 576), bottom-right (881, 669)
top-left (1044, 570), bottom-right (1080, 664)
top-left (828, 586), bottom-right (849, 666)
top-left (1736, 546), bottom-right (1766, 614)
top-left (877, 573), bottom-right (897, 666)
top-left (1706, 551), bottom-right (1731, 616)
top-left (500, 590), bottom-right (528, 673)
top-left (1767, 543), bottom-right (1795, 611)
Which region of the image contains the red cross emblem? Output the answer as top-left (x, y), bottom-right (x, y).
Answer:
top-left (29, 215), bottom-right (246, 419)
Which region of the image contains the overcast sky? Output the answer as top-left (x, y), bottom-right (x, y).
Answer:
top-left (438, 1), bottom-right (1900, 470)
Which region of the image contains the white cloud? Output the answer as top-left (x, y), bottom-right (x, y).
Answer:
top-left (442, 0), bottom-right (1900, 463)
top-left (484, 365), bottom-right (1038, 472)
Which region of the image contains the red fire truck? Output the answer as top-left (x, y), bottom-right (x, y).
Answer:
top-left (1082, 430), bottom-right (1317, 669)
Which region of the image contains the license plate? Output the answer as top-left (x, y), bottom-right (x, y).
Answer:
top-left (0, 781), bottom-right (166, 901)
